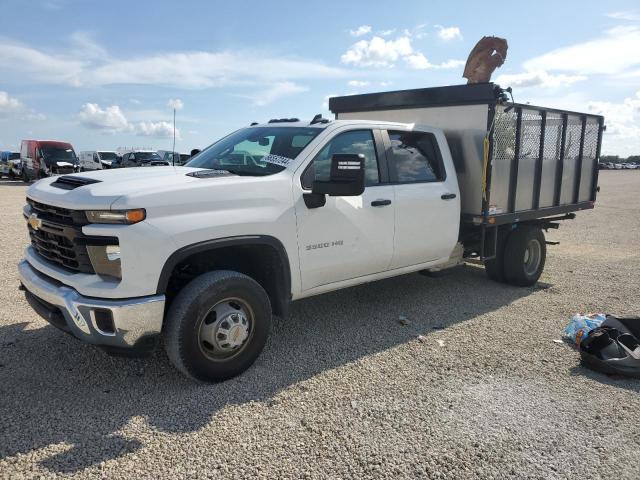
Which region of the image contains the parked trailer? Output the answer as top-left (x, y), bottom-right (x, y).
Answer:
top-left (329, 83), bottom-right (604, 270)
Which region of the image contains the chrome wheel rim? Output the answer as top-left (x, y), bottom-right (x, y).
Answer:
top-left (523, 239), bottom-right (542, 276)
top-left (198, 297), bottom-right (254, 361)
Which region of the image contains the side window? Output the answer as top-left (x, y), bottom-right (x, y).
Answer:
top-left (302, 130), bottom-right (379, 189)
top-left (386, 130), bottom-right (445, 183)
top-left (94, 153), bottom-right (100, 163)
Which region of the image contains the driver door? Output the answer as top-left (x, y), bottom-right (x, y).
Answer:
top-left (294, 128), bottom-right (395, 291)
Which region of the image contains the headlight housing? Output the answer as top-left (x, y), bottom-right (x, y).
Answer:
top-left (85, 209), bottom-right (146, 224)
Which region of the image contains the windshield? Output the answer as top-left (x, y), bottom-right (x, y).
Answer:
top-left (98, 152), bottom-right (117, 160)
top-left (40, 146), bottom-right (76, 163)
top-left (186, 126), bottom-right (321, 176)
top-left (9, 153), bottom-right (19, 160)
top-left (135, 152), bottom-right (162, 163)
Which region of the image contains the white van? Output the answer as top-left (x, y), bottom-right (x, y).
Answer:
top-left (78, 151), bottom-right (119, 170)
top-left (78, 151), bottom-right (103, 171)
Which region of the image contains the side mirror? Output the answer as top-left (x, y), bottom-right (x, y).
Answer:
top-left (312, 154), bottom-right (365, 197)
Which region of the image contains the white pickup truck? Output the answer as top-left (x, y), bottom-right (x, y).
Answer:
top-left (18, 84), bottom-right (604, 381)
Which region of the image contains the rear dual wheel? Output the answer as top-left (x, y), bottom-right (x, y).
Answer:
top-left (484, 226), bottom-right (546, 286)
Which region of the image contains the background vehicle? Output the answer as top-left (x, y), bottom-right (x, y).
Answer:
top-left (78, 151), bottom-right (103, 171)
top-left (158, 150), bottom-right (192, 165)
top-left (97, 151), bottom-right (118, 169)
top-left (0, 151), bottom-right (21, 178)
top-left (121, 150), bottom-right (169, 167)
top-left (18, 83), bottom-right (604, 382)
top-left (20, 140), bottom-right (76, 181)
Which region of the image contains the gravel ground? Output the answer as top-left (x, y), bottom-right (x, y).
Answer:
top-left (1, 171), bottom-right (639, 479)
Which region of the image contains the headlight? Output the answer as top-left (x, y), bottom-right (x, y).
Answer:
top-left (86, 244), bottom-right (122, 279)
top-left (85, 209), bottom-right (146, 224)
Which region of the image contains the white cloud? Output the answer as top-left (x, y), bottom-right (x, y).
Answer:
top-left (341, 36), bottom-right (413, 68)
top-left (0, 36), bottom-right (346, 89)
top-left (243, 81), bottom-right (308, 106)
top-left (0, 41), bottom-right (84, 86)
top-left (435, 25), bottom-right (463, 42)
top-left (405, 54), bottom-right (465, 70)
top-left (78, 103), bottom-right (179, 138)
top-left (347, 80), bottom-right (370, 87)
top-left (405, 53), bottom-right (431, 69)
top-left (350, 25), bottom-right (372, 37)
top-left (341, 35), bottom-right (463, 70)
top-left (606, 11), bottom-right (640, 21)
top-left (379, 81), bottom-right (393, 87)
top-left (379, 29), bottom-right (396, 36)
top-left (78, 103), bottom-right (129, 131)
top-left (438, 59), bottom-right (466, 69)
top-left (0, 91), bottom-right (46, 121)
top-left (168, 98), bottom-right (184, 110)
top-left (588, 90), bottom-right (640, 155)
top-left (136, 121), bottom-right (176, 138)
top-left (495, 70), bottom-right (587, 88)
top-left (524, 26), bottom-right (640, 76)
top-left (69, 31), bottom-right (108, 60)
top-left (0, 91), bottom-right (22, 111)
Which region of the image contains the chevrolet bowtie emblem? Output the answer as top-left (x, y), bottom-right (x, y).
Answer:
top-left (28, 213), bottom-right (42, 231)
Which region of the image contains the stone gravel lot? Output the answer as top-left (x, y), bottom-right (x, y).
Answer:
top-left (1, 171), bottom-right (639, 479)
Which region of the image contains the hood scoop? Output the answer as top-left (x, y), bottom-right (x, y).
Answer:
top-left (51, 175), bottom-right (102, 190)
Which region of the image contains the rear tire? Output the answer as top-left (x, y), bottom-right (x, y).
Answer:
top-left (22, 170), bottom-right (29, 183)
top-left (503, 226), bottom-right (546, 286)
top-left (164, 270), bottom-right (272, 382)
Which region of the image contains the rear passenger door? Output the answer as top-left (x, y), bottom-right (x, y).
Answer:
top-left (382, 129), bottom-right (460, 269)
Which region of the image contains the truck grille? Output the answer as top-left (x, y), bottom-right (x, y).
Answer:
top-left (27, 198), bottom-right (88, 226)
top-left (26, 199), bottom-right (94, 274)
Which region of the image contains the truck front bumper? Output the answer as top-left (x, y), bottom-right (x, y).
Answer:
top-left (18, 259), bottom-right (165, 354)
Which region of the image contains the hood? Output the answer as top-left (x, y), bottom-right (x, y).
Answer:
top-left (25, 166), bottom-right (260, 210)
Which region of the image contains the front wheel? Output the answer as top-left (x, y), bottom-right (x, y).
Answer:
top-left (164, 270), bottom-right (272, 382)
top-left (503, 226), bottom-right (546, 286)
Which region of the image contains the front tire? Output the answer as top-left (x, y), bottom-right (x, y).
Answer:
top-left (503, 226), bottom-right (546, 286)
top-left (164, 270), bottom-right (272, 382)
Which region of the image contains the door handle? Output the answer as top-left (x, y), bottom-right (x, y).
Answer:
top-left (441, 193), bottom-right (457, 200)
top-left (371, 199), bottom-right (392, 207)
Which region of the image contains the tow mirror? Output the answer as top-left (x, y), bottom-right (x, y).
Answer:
top-left (312, 154), bottom-right (365, 197)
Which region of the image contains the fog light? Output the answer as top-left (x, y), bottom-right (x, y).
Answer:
top-left (93, 309), bottom-right (115, 334)
top-left (87, 244), bottom-right (122, 279)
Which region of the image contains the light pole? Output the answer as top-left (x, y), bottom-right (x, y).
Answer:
top-left (172, 107), bottom-right (176, 166)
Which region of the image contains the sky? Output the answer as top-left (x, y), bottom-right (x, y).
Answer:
top-left (0, 0), bottom-right (639, 156)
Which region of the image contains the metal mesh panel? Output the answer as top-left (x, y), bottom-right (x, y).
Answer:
top-left (489, 106), bottom-right (517, 213)
top-left (579, 118), bottom-right (599, 202)
top-left (515, 109), bottom-right (542, 211)
top-left (560, 116), bottom-right (582, 204)
top-left (540, 113), bottom-right (562, 207)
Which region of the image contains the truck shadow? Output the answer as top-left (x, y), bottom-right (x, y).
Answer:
top-left (1, 265), bottom-right (536, 473)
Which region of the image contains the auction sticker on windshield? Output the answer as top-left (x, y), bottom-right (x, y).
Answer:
top-left (261, 154), bottom-right (293, 167)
